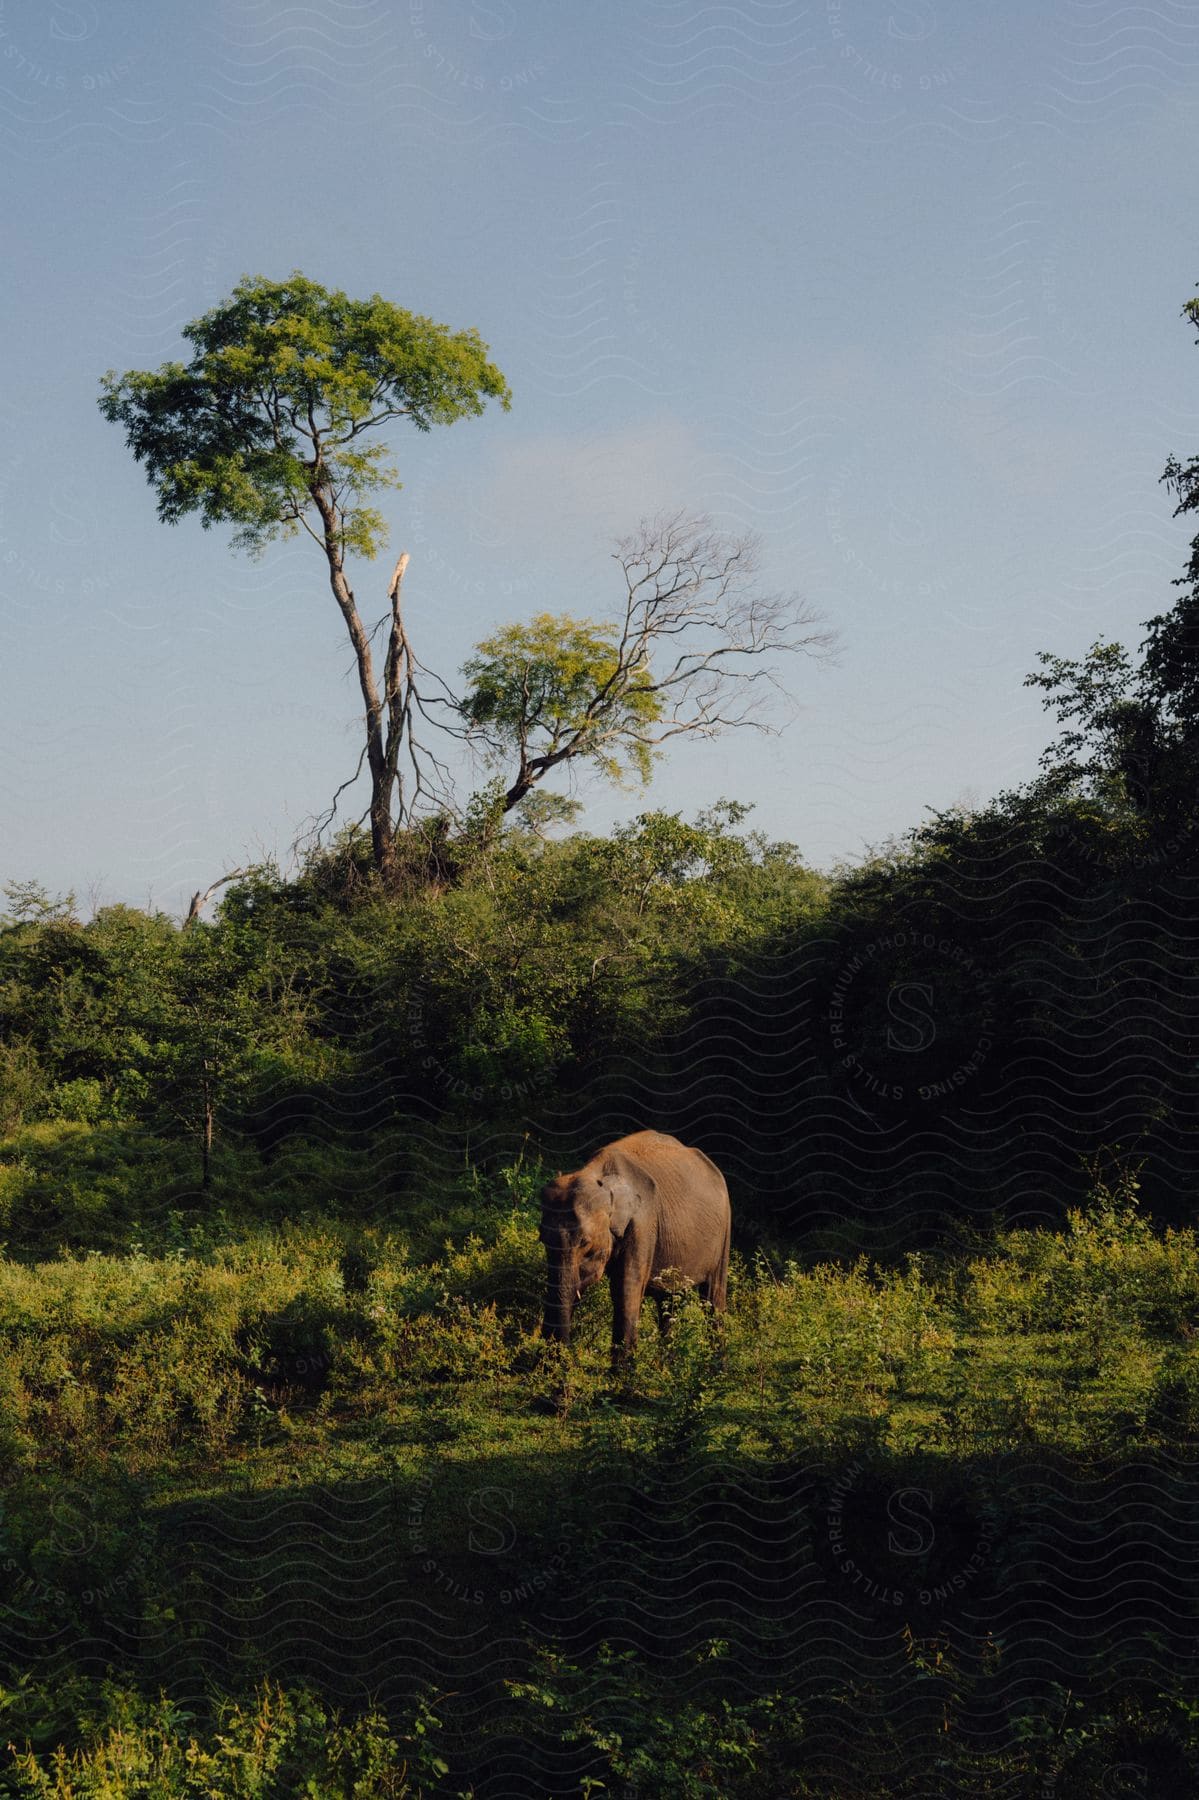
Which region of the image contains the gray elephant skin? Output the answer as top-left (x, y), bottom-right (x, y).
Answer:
top-left (539, 1129), bottom-right (731, 1353)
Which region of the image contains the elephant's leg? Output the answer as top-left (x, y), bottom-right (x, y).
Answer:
top-left (701, 1261), bottom-right (731, 1370)
top-left (609, 1245), bottom-right (651, 1356)
top-left (705, 1221), bottom-right (730, 1312)
top-left (609, 1279), bottom-right (640, 1357)
top-left (704, 1268), bottom-right (728, 1312)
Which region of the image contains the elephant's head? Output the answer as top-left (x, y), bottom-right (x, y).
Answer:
top-left (539, 1150), bottom-right (653, 1343)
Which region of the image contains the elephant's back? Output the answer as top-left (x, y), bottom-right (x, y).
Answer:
top-left (611, 1131), bottom-right (730, 1213)
top-left (608, 1128), bottom-right (687, 1161)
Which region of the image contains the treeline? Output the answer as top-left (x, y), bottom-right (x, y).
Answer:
top-left (3, 610), bottom-right (1199, 1261)
top-left (7, 283), bottom-right (1199, 1259)
top-left (0, 806), bottom-right (826, 1256)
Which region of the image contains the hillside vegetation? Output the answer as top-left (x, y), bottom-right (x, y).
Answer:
top-left (6, 284), bottom-right (1199, 1799)
top-left (2, 758), bottom-right (1199, 1790)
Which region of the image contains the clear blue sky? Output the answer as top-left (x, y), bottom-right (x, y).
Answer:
top-left (3, 0), bottom-right (1198, 915)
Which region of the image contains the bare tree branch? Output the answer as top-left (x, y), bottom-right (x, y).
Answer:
top-left (184, 869), bottom-right (249, 929)
top-left (298, 740), bottom-right (372, 861)
top-left (464, 510), bottom-right (836, 816)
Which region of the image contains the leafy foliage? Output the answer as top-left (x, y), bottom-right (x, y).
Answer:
top-left (98, 272), bottom-right (510, 559)
top-left (2, 1680), bottom-right (444, 1797)
top-left (462, 611), bottom-right (662, 798)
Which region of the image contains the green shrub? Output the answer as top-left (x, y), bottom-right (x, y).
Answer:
top-left (0, 1041), bottom-right (45, 1135)
top-left (1144, 1346), bottom-right (1199, 1442)
top-left (333, 1294), bottom-right (514, 1392)
top-left (507, 1640), bottom-right (808, 1799)
top-left (0, 1122), bottom-right (196, 1258)
top-left (961, 1185), bottom-right (1199, 1339)
top-left (1, 1680), bottom-right (445, 1797)
top-left (437, 1208), bottom-right (542, 1319)
top-left (46, 1081), bottom-right (105, 1126)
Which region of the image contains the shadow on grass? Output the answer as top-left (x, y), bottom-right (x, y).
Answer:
top-left (2, 1429), bottom-right (1198, 1793)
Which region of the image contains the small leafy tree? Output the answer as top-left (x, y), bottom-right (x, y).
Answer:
top-left (0, 902), bottom-right (175, 1128)
top-left (99, 272), bottom-right (511, 877)
top-left (461, 511), bottom-right (834, 821)
top-left (0, 1038), bottom-right (44, 1134)
top-left (1026, 280), bottom-right (1199, 847)
top-left (1, 881), bottom-right (78, 927)
top-left (462, 612), bottom-right (662, 816)
top-left (1025, 639), bottom-right (1158, 810)
top-left (1160, 284), bottom-right (1199, 590)
top-left (156, 922), bottom-right (314, 1187)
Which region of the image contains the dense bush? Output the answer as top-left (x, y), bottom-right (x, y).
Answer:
top-left (4, 1636), bottom-right (1199, 1795)
top-left (0, 1680), bottom-right (445, 1797)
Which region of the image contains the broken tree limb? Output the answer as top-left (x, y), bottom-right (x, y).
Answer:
top-left (184, 868), bottom-right (249, 929)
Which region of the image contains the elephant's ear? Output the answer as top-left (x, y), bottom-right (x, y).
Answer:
top-left (600, 1150), bottom-right (656, 1236)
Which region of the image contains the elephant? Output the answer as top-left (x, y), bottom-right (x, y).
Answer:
top-left (539, 1130), bottom-right (731, 1354)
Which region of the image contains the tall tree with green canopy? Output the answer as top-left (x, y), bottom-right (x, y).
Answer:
top-left (98, 271), bottom-right (511, 879)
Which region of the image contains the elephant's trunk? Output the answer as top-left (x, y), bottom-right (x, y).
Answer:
top-left (543, 1257), bottom-right (576, 1343)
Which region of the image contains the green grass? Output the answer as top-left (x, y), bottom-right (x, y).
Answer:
top-left (0, 1176), bottom-right (1193, 1478)
top-left (0, 1176), bottom-right (1197, 1794)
